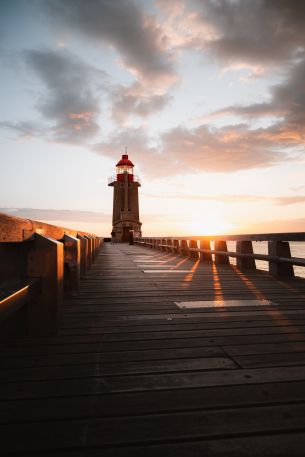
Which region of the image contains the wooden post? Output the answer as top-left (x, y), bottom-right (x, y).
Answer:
top-left (268, 241), bottom-right (294, 277)
top-left (173, 239), bottom-right (179, 254)
top-left (189, 239), bottom-right (198, 258)
top-left (63, 234), bottom-right (80, 296)
top-left (180, 239), bottom-right (189, 256)
top-left (236, 240), bottom-right (256, 270)
top-left (161, 238), bottom-right (167, 252)
top-left (214, 240), bottom-right (230, 265)
top-left (27, 234), bottom-right (63, 335)
top-left (167, 239), bottom-right (173, 253)
top-left (77, 234), bottom-right (88, 277)
top-left (199, 239), bottom-right (212, 262)
top-left (85, 236), bottom-right (93, 269)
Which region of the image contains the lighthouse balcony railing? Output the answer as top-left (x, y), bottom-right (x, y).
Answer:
top-left (108, 175), bottom-right (141, 185)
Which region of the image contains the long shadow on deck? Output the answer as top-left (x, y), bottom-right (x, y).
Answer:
top-left (1, 242), bottom-right (305, 456)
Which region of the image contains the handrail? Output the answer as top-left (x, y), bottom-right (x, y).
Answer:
top-left (0, 212), bottom-right (103, 336)
top-left (0, 279), bottom-right (41, 322)
top-left (0, 212), bottom-right (98, 242)
top-left (135, 234), bottom-right (305, 278)
top-left (137, 233), bottom-right (305, 242)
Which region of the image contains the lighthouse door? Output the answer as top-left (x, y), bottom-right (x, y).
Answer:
top-left (123, 227), bottom-right (130, 242)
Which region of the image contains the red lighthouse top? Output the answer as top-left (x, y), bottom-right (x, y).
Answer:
top-left (116, 154), bottom-right (134, 167)
top-left (108, 151), bottom-right (141, 186)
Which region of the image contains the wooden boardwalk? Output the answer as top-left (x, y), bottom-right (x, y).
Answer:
top-left (2, 242), bottom-right (305, 455)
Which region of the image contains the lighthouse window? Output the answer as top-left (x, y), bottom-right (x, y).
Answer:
top-left (120, 183), bottom-right (124, 188)
top-left (128, 183), bottom-right (132, 188)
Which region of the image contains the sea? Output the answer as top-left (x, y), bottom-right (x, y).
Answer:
top-left (221, 241), bottom-right (305, 279)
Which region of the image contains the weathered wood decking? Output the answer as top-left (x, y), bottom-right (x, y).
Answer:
top-left (2, 242), bottom-right (305, 455)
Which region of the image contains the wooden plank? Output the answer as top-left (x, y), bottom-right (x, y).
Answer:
top-left (2, 403), bottom-right (305, 453)
top-left (4, 366), bottom-right (305, 400)
top-left (2, 380), bottom-right (305, 424)
top-left (1, 241), bottom-right (305, 456)
top-left (37, 433), bottom-right (305, 457)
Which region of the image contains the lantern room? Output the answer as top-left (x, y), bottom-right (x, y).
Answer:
top-left (116, 154), bottom-right (134, 182)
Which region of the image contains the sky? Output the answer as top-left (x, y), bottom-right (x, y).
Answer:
top-left (1, 0), bottom-right (305, 236)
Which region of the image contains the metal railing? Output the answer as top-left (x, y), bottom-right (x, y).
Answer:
top-left (108, 175), bottom-right (141, 185)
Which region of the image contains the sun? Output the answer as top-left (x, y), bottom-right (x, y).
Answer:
top-left (183, 214), bottom-right (234, 236)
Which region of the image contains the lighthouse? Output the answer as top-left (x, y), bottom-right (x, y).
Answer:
top-left (108, 151), bottom-right (142, 242)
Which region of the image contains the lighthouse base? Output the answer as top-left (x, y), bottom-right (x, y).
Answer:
top-left (112, 222), bottom-right (142, 243)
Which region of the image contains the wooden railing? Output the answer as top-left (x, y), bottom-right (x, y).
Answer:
top-left (134, 233), bottom-right (305, 278)
top-left (0, 213), bottom-right (102, 337)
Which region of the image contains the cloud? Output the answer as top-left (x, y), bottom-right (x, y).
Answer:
top-left (1, 208), bottom-right (110, 223)
top-left (144, 193), bottom-right (305, 206)
top-left (159, 123), bottom-right (296, 173)
top-left (1, 49), bottom-right (106, 144)
top-left (208, 58), bottom-right (305, 148)
top-left (94, 120), bottom-right (300, 177)
top-left (164, 0), bottom-right (305, 69)
top-left (111, 82), bottom-right (172, 124)
top-left (45, 0), bottom-right (177, 89)
top-left (94, 126), bottom-right (161, 171)
top-left (25, 49), bottom-right (105, 143)
top-left (0, 120), bottom-right (45, 139)
top-left (248, 217), bottom-right (305, 234)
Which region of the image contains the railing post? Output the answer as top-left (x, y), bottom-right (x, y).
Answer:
top-left (173, 239), bottom-right (179, 255)
top-left (199, 239), bottom-right (212, 262)
top-left (161, 238), bottom-right (167, 252)
top-left (236, 240), bottom-right (256, 270)
top-left (77, 234), bottom-right (88, 277)
top-left (268, 241), bottom-right (294, 277)
top-left (189, 239), bottom-right (198, 258)
top-left (63, 234), bottom-right (80, 296)
top-left (214, 240), bottom-right (230, 265)
top-left (180, 239), bottom-right (189, 256)
top-left (27, 234), bottom-right (63, 335)
top-left (167, 239), bottom-right (173, 253)
top-left (85, 236), bottom-right (93, 269)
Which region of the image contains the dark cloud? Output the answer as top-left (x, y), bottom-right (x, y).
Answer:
top-left (210, 58), bottom-right (305, 147)
top-left (111, 82), bottom-right (172, 124)
top-left (1, 208), bottom-right (110, 223)
top-left (1, 49), bottom-right (106, 144)
top-left (23, 49), bottom-right (105, 143)
top-left (191, 0), bottom-right (305, 67)
top-left (45, 0), bottom-right (177, 87)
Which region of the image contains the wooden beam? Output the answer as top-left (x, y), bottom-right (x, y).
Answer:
top-left (180, 239), bottom-right (190, 256)
top-left (77, 234), bottom-right (88, 277)
top-left (199, 240), bottom-right (212, 262)
top-left (63, 234), bottom-right (80, 296)
top-left (0, 212), bottom-right (99, 242)
top-left (27, 234), bottom-right (63, 335)
top-left (214, 241), bottom-right (230, 265)
top-left (268, 241), bottom-right (294, 277)
top-left (189, 240), bottom-right (199, 258)
top-left (236, 241), bottom-right (256, 270)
